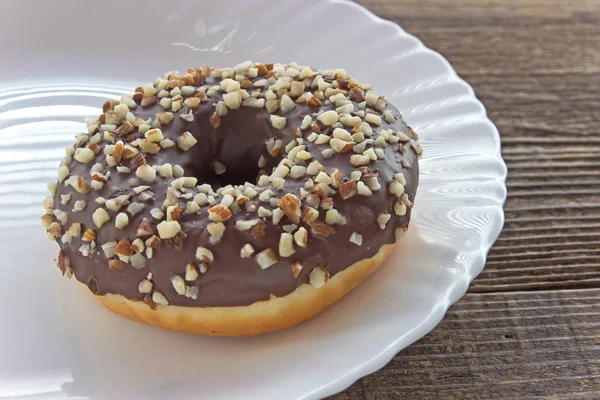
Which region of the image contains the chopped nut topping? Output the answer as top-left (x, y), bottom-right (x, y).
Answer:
top-left (302, 207), bottom-right (319, 223)
top-left (277, 193), bottom-right (301, 223)
top-left (167, 205), bottom-right (182, 221)
top-left (41, 214), bottom-right (54, 229)
top-left (394, 172), bottom-right (407, 185)
top-left (131, 238), bottom-right (145, 253)
top-left (279, 232), bottom-right (295, 257)
top-left (127, 202), bottom-right (144, 216)
top-left (105, 194), bottom-right (131, 211)
top-left (184, 97), bottom-right (201, 108)
top-left (255, 248), bottom-right (278, 269)
top-left (60, 193), bottom-right (71, 205)
top-left (320, 197), bottom-right (334, 210)
top-left (317, 110), bottom-right (338, 126)
top-left (46, 222), bottom-right (62, 240)
top-left (81, 228), bottom-right (95, 241)
top-left (156, 112), bottom-right (174, 125)
top-left (307, 95), bottom-right (322, 108)
top-left (336, 224), bottom-right (357, 244)
top-left (130, 253), bottom-right (146, 269)
top-left (356, 181), bottom-right (373, 196)
top-left (309, 266), bottom-right (329, 288)
top-left (389, 180), bottom-right (405, 197)
top-left (130, 153), bottom-right (147, 169)
top-left (377, 213), bottom-right (391, 230)
top-left (307, 161), bottom-right (325, 176)
top-left (401, 193), bottom-right (413, 207)
top-left (152, 291), bottom-right (169, 306)
top-left (270, 115), bottom-right (287, 129)
top-left (185, 263), bottom-right (199, 281)
top-left (79, 243), bottom-right (91, 257)
top-left (332, 128), bottom-right (353, 142)
top-left (145, 128), bottom-right (164, 143)
top-left (108, 259), bottom-right (124, 272)
top-left (57, 165), bottom-right (69, 183)
top-left (394, 200), bottom-right (407, 216)
top-left (207, 204), bottom-right (232, 222)
top-left (315, 171), bottom-right (333, 185)
top-left (294, 227), bottom-right (308, 247)
top-left (73, 176), bottom-right (90, 194)
top-left (312, 182), bottom-right (334, 198)
top-left (365, 113), bottom-right (381, 126)
top-left (75, 148), bottom-right (95, 163)
top-left (177, 131), bottom-right (197, 151)
top-left (364, 148), bottom-right (377, 161)
top-left (348, 86), bottom-right (365, 102)
top-left (196, 247), bottom-right (214, 263)
top-left (65, 222), bottom-right (81, 238)
top-left (339, 180), bottom-right (358, 199)
top-left (330, 169), bottom-right (343, 188)
top-left (272, 207), bottom-right (285, 225)
top-left (257, 206), bottom-right (272, 218)
top-left (139, 139), bottom-right (160, 154)
top-left (92, 208), bottom-right (110, 228)
top-left (240, 244), bottom-right (255, 258)
top-left (325, 208), bottom-right (346, 225)
top-left (309, 220), bottom-right (335, 237)
top-left (251, 221), bottom-right (266, 239)
top-left (171, 275), bottom-right (186, 296)
top-left (304, 194), bottom-right (319, 209)
top-left (145, 235), bottom-right (162, 248)
top-left (289, 165), bottom-right (307, 179)
top-left (138, 279), bottom-right (153, 293)
top-left (350, 154), bottom-right (370, 166)
top-left (223, 91), bottom-right (242, 109)
top-left (395, 226), bottom-right (408, 241)
top-left (214, 161), bottom-right (227, 175)
top-left (52, 210), bottom-right (67, 225)
top-left (57, 250), bottom-right (71, 276)
top-left (291, 262), bottom-right (303, 278)
top-left (283, 224), bottom-right (297, 233)
top-left (185, 201), bottom-right (201, 214)
top-left (397, 132), bottom-right (410, 142)
top-left (157, 220), bottom-right (181, 239)
top-left (280, 94), bottom-right (295, 113)
top-left (101, 241), bottom-right (117, 258)
top-left (135, 164), bottom-right (157, 183)
top-left (115, 239), bottom-right (132, 261)
top-left (173, 165), bottom-right (184, 178)
top-left (115, 212), bottom-right (129, 229)
top-left (235, 218), bottom-right (260, 231)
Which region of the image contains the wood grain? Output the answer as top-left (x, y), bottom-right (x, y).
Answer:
top-left (332, 0), bottom-right (600, 398)
top-left (335, 290), bottom-right (600, 399)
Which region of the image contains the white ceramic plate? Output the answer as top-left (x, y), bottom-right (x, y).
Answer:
top-left (0, 0), bottom-right (507, 398)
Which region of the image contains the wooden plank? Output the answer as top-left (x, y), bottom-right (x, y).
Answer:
top-left (331, 290), bottom-right (600, 399)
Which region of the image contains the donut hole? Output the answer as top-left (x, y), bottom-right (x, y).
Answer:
top-left (202, 160), bottom-right (264, 189)
top-left (184, 108), bottom-right (278, 189)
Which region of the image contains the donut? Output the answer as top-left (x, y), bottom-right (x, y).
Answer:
top-left (42, 62), bottom-right (422, 336)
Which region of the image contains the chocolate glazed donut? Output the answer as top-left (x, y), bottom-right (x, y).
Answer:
top-left (42, 62), bottom-right (422, 336)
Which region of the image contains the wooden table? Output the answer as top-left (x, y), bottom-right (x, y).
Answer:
top-left (333, 1), bottom-right (600, 398)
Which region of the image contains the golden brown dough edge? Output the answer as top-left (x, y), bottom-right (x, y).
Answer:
top-left (92, 243), bottom-right (398, 336)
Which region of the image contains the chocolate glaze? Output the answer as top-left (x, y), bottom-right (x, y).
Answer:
top-left (51, 66), bottom-right (419, 307)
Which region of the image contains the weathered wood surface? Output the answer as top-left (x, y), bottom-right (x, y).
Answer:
top-left (332, 0), bottom-right (600, 398)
